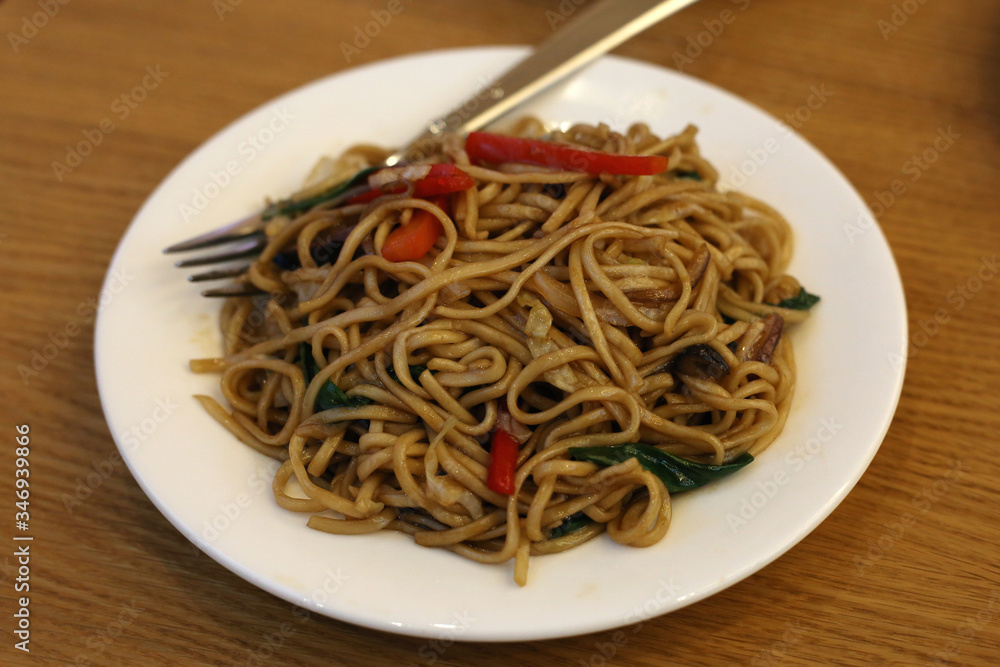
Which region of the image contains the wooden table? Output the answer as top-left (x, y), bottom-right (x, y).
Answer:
top-left (2, 0), bottom-right (998, 664)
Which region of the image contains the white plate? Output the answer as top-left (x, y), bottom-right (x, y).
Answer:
top-left (95, 46), bottom-right (907, 641)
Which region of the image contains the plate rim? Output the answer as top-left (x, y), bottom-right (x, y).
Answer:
top-left (95, 45), bottom-right (908, 641)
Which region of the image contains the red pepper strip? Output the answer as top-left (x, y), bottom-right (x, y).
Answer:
top-left (380, 196), bottom-right (447, 262)
top-left (348, 164), bottom-right (474, 204)
top-left (465, 131), bottom-right (669, 176)
top-left (487, 428), bottom-right (519, 495)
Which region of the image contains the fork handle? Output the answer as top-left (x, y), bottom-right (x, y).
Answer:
top-left (386, 0), bottom-right (700, 165)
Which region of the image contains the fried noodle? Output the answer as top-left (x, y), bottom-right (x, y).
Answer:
top-left (191, 118), bottom-right (812, 585)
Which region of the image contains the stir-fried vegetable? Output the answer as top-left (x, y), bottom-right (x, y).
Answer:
top-left (569, 443), bottom-right (753, 493)
top-left (674, 344), bottom-right (730, 379)
top-left (465, 131), bottom-right (669, 175)
top-left (381, 196), bottom-right (447, 262)
top-left (264, 166), bottom-right (378, 221)
top-left (749, 313), bottom-right (784, 364)
top-left (386, 364), bottom-right (429, 384)
top-left (272, 237), bottom-right (345, 271)
top-left (549, 512), bottom-right (593, 539)
top-left (776, 287), bottom-right (821, 310)
top-left (300, 343), bottom-right (372, 410)
top-left (348, 164), bottom-right (474, 204)
top-left (521, 296), bottom-right (579, 392)
top-left (487, 428), bottom-right (520, 495)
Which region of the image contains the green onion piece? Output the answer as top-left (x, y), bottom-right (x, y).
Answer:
top-left (300, 343), bottom-right (372, 411)
top-left (549, 513), bottom-right (593, 539)
top-left (570, 443), bottom-right (753, 494)
top-left (386, 364), bottom-right (429, 384)
top-left (776, 287), bottom-right (821, 311)
top-left (264, 166), bottom-right (380, 220)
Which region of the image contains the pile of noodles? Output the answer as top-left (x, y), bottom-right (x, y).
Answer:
top-left (192, 119), bottom-right (812, 585)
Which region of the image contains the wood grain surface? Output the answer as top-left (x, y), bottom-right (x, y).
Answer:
top-left (2, 0), bottom-right (999, 665)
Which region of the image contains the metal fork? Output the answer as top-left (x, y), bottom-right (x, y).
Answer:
top-left (164, 0), bottom-right (699, 296)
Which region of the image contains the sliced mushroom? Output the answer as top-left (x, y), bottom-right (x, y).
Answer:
top-left (749, 313), bottom-right (784, 364)
top-left (530, 270), bottom-right (630, 327)
top-left (622, 243), bottom-right (710, 304)
top-left (686, 243), bottom-right (711, 286)
top-left (674, 343), bottom-right (730, 379)
top-left (619, 287), bottom-right (676, 305)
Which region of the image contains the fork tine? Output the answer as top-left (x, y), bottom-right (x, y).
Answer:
top-left (201, 284), bottom-right (267, 298)
top-left (163, 212), bottom-right (266, 253)
top-left (187, 265), bottom-right (252, 282)
top-left (173, 235), bottom-right (267, 268)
